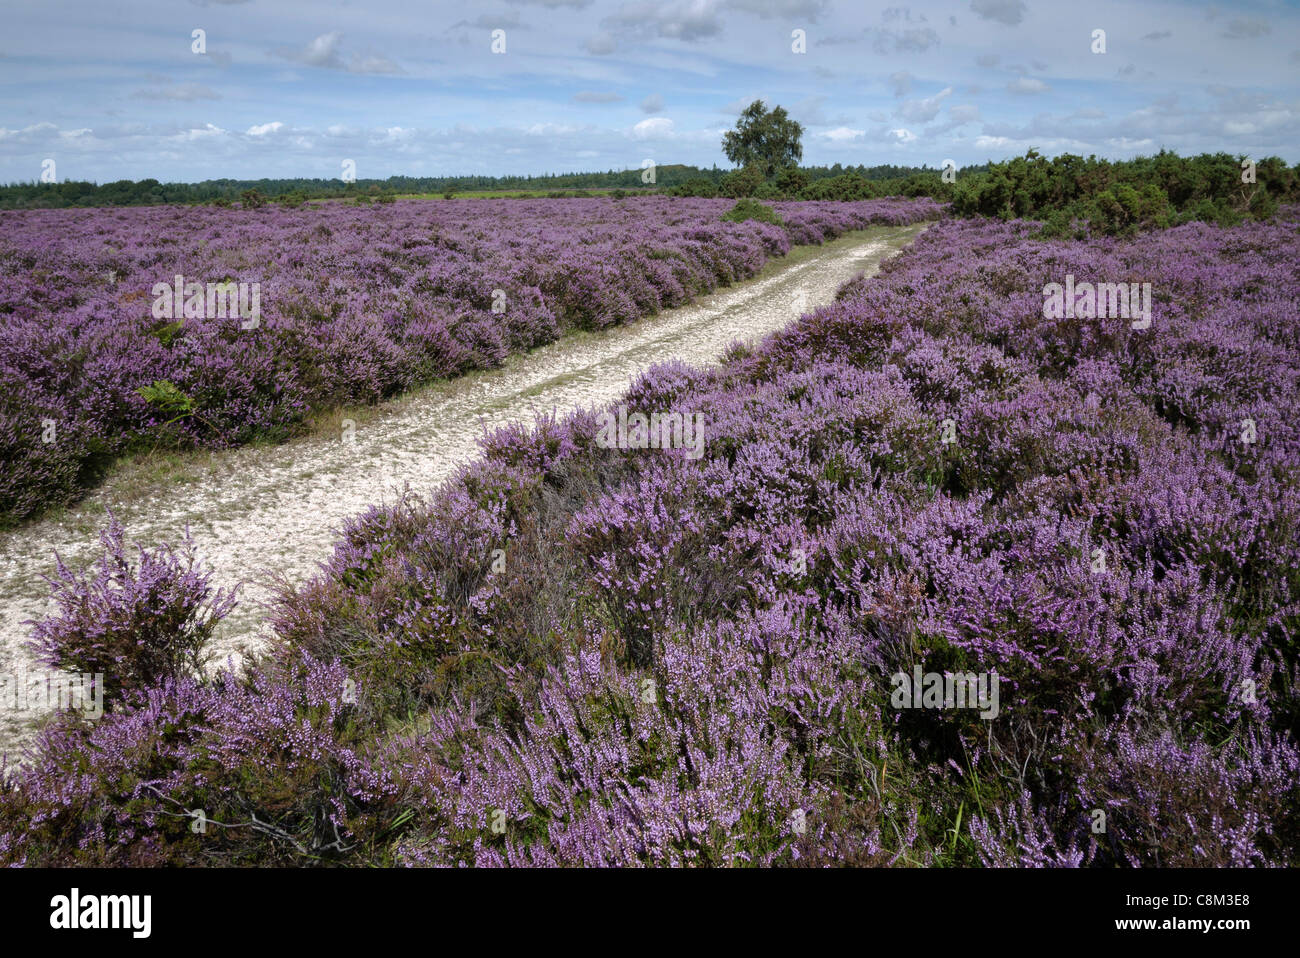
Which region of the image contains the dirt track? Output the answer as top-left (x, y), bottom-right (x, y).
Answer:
top-left (0, 223), bottom-right (927, 761)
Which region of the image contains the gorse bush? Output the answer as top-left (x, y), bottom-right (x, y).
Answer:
top-left (951, 148), bottom-right (1296, 236)
top-left (27, 516), bottom-right (236, 705)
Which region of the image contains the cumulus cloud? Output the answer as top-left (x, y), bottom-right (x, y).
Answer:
top-left (867, 25), bottom-right (940, 53)
top-left (631, 116), bottom-right (674, 139)
top-left (176, 123), bottom-right (227, 141)
top-left (970, 0), bottom-right (1026, 26)
top-left (822, 126), bottom-right (864, 141)
top-left (273, 32), bottom-right (403, 74)
top-left (246, 121), bottom-right (284, 136)
top-left (898, 87), bottom-right (952, 122)
top-left (1007, 76), bottom-right (1049, 94)
top-left (605, 1), bottom-right (724, 42)
top-left (928, 103), bottom-right (981, 132)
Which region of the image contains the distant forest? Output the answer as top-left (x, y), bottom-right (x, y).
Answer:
top-left (0, 162), bottom-right (979, 209)
top-left (3, 151), bottom-right (1296, 238)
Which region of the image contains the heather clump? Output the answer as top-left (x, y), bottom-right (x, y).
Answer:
top-left (3, 656), bottom-right (382, 866)
top-left (27, 516), bottom-right (235, 705)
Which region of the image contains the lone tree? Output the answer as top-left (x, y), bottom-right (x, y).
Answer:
top-left (722, 100), bottom-right (804, 179)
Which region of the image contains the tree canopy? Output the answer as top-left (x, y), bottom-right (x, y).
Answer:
top-left (722, 100), bottom-right (804, 179)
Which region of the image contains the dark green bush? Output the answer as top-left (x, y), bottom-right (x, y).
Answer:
top-left (721, 198), bottom-right (783, 226)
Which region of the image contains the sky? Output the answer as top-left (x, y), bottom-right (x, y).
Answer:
top-left (0, 0), bottom-right (1297, 183)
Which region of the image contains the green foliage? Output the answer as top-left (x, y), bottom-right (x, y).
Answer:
top-left (720, 165), bottom-right (765, 199)
top-left (147, 319), bottom-right (185, 347)
top-left (136, 380), bottom-right (194, 417)
top-left (722, 100), bottom-right (804, 180)
top-left (720, 198), bottom-right (784, 226)
top-left (774, 166), bottom-right (809, 196)
top-left (669, 177), bottom-right (719, 198)
top-left (239, 188), bottom-right (266, 209)
top-left (276, 189), bottom-right (308, 208)
top-left (798, 173), bottom-right (878, 201)
top-left (0, 162), bottom-right (980, 209)
top-left (951, 148), bottom-right (1298, 236)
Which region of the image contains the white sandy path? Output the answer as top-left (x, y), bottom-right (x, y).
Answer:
top-left (0, 223), bottom-right (927, 761)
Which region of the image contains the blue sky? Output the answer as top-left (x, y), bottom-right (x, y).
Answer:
top-left (1, 0), bottom-right (1297, 183)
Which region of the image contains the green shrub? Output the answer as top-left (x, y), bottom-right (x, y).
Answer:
top-left (720, 165), bottom-right (764, 199)
top-left (773, 166), bottom-right (808, 197)
top-left (671, 177), bottom-right (718, 198)
top-left (721, 198), bottom-right (784, 226)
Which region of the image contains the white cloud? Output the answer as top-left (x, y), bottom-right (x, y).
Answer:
top-left (177, 123), bottom-right (227, 141)
top-left (970, 0), bottom-right (1026, 26)
top-left (605, 1), bottom-right (724, 43)
top-left (1007, 76), bottom-right (1049, 94)
top-left (273, 32), bottom-right (403, 74)
top-left (246, 121), bottom-right (284, 136)
top-left (631, 116), bottom-right (674, 138)
top-left (898, 86), bottom-right (952, 122)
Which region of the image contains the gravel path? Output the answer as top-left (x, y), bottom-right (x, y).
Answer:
top-left (0, 223), bottom-right (927, 760)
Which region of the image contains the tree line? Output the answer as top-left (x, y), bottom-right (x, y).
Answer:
top-left (3, 95), bottom-right (1296, 237)
top-left (0, 163), bottom-right (958, 210)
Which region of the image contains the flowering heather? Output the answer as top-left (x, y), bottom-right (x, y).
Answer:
top-left (26, 515), bottom-right (236, 705)
top-left (0, 196), bottom-right (939, 525)
top-left (4, 208), bottom-right (1298, 868)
